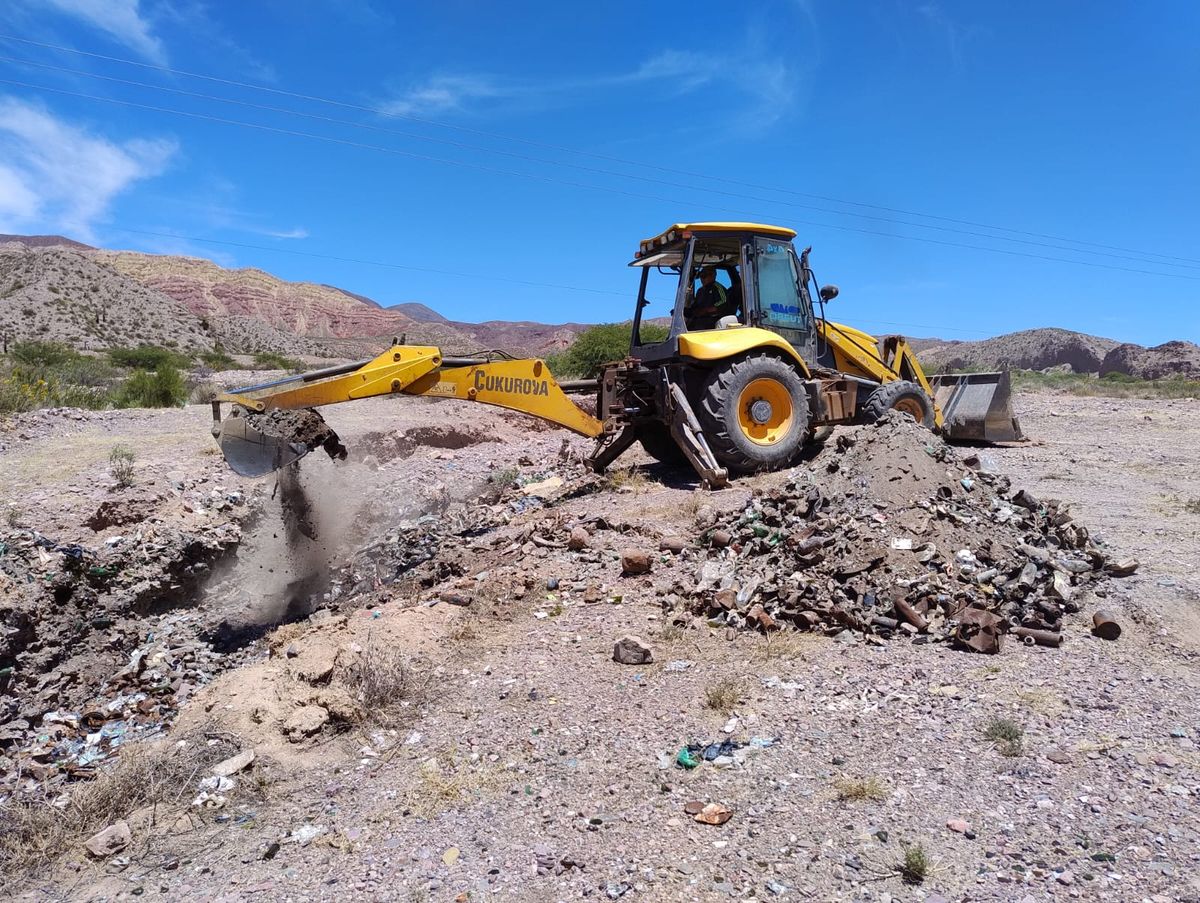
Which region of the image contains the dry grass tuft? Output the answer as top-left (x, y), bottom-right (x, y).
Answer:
top-left (605, 465), bottom-right (648, 491)
top-left (983, 716), bottom-right (1024, 756)
top-left (0, 727), bottom-right (237, 875)
top-left (834, 775), bottom-right (889, 802)
top-left (342, 644), bottom-right (429, 727)
top-left (899, 843), bottom-right (931, 883)
top-left (411, 750), bottom-right (503, 817)
top-left (703, 676), bottom-right (741, 714)
top-left (753, 629), bottom-right (821, 662)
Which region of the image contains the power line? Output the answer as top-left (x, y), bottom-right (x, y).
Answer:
top-left (2, 31), bottom-right (1197, 268)
top-left (4, 52), bottom-right (1198, 272)
top-left (5, 75), bottom-right (1200, 285)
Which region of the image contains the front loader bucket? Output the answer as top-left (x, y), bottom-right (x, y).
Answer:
top-left (930, 371), bottom-right (1025, 443)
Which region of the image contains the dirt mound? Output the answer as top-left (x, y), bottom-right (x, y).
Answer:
top-left (920, 327), bottom-right (1120, 374)
top-left (1099, 340), bottom-right (1200, 381)
top-left (683, 413), bottom-right (1130, 651)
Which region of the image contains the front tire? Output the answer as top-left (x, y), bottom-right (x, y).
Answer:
top-left (696, 355), bottom-right (810, 473)
top-left (862, 380), bottom-right (936, 428)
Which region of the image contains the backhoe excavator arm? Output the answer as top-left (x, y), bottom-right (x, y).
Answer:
top-left (212, 345), bottom-right (604, 477)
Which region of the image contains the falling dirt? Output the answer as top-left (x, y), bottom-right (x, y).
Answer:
top-left (240, 406), bottom-right (348, 463)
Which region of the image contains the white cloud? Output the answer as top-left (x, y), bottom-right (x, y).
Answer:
top-left (0, 97), bottom-right (176, 240)
top-left (43, 0), bottom-right (166, 63)
top-left (262, 227), bottom-right (309, 240)
top-left (380, 75), bottom-right (506, 117)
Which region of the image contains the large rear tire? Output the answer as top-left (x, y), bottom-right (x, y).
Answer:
top-left (862, 380), bottom-right (936, 428)
top-left (637, 422), bottom-right (687, 465)
top-left (696, 354), bottom-right (810, 473)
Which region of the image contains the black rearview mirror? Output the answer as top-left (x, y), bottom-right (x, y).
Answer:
top-left (819, 284), bottom-right (839, 302)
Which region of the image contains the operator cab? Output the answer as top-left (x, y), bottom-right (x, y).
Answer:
top-left (628, 222), bottom-right (825, 366)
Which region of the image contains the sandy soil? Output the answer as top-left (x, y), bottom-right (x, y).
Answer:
top-left (4, 390), bottom-right (1200, 903)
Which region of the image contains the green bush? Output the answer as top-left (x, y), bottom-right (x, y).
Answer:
top-left (9, 340), bottom-right (79, 368)
top-left (107, 344), bottom-right (191, 371)
top-left (113, 363), bottom-right (187, 408)
top-left (545, 322), bottom-right (667, 379)
top-left (252, 351), bottom-right (304, 372)
top-left (199, 348), bottom-right (238, 370)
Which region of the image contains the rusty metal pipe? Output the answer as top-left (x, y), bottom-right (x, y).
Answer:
top-left (1013, 627), bottom-right (1062, 648)
top-left (1091, 611), bottom-right (1122, 641)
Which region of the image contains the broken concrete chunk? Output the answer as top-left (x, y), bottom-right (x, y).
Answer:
top-left (613, 634), bottom-right (654, 665)
top-left (212, 748), bottom-right (255, 778)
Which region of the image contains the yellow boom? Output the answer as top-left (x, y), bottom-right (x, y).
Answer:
top-left (212, 345), bottom-right (603, 476)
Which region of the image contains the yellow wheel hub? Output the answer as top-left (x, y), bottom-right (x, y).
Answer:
top-left (737, 378), bottom-right (794, 445)
top-left (893, 397), bottom-right (925, 421)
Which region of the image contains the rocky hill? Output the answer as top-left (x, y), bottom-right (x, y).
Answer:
top-left (1100, 340), bottom-right (1200, 380)
top-left (918, 328), bottom-right (1122, 374)
top-left (0, 247), bottom-right (214, 353)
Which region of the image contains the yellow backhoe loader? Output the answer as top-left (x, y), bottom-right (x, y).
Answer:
top-left (212, 222), bottom-right (1022, 488)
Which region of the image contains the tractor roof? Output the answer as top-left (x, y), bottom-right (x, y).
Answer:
top-left (637, 222), bottom-right (797, 258)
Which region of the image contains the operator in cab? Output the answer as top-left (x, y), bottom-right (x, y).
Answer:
top-left (687, 266), bottom-right (735, 330)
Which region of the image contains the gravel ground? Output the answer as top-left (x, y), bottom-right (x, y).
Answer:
top-left (6, 390), bottom-right (1200, 902)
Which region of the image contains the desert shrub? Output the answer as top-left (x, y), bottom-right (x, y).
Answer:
top-left (188, 380), bottom-right (219, 404)
top-left (109, 444), bottom-right (136, 487)
top-left (252, 351), bottom-right (303, 372)
top-left (107, 344), bottom-right (191, 371)
top-left (200, 348), bottom-right (238, 370)
top-left (544, 322), bottom-right (667, 379)
top-left (9, 340), bottom-right (79, 368)
top-left (113, 363), bottom-right (187, 408)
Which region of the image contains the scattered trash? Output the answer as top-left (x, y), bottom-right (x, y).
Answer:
top-left (288, 824), bottom-right (328, 846)
top-left (675, 747), bottom-right (700, 770)
top-left (1092, 610), bottom-right (1122, 640)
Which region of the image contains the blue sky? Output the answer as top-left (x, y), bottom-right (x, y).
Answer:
top-left (0, 0), bottom-right (1196, 344)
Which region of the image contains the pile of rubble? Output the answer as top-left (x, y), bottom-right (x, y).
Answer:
top-left (684, 414), bottom-right (1136, 653)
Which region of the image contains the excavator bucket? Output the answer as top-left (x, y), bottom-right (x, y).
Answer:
top-left (929, 371), bottom-right (1025, 443)
top-left (213, 406), bottom-right (347, 477)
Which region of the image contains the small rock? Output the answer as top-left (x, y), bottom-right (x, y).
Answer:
top-left (659, 535), bottom-right (686, 554)
top-left (694, 802), bottom-right (733, 825)
top-left (1057, 870), bottom-right (1075, 885)
top-left (684, 800), bottom-right (706, 815)
top-left (946, 818), bottom-right (971, 834)
top-left (567, 527), bottom-right (590, 551)
top-left (284, 705), bottom-right (329, 740)
top-left (1154, 752), bottom-right (1179, 768)
top-left (1105, 557), bottom-right (1139, 577)
top-left (85, 821), bottom-right (131, 858)
top-left (440, 591), bottom-right (473, 607)
top-left (442, 847), bottom-right (459, 866)
top-left (620, 549), bottom-right (652, 575)
top-left (1045, 748), bottom-right (1071, 765)
top-left (613, 635), bottom-right (653, 665)
top-left (710, 529), bottom-right (732, 548)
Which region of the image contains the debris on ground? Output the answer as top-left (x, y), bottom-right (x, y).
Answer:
top-left (677, 413), bottom-right (1127, 652)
